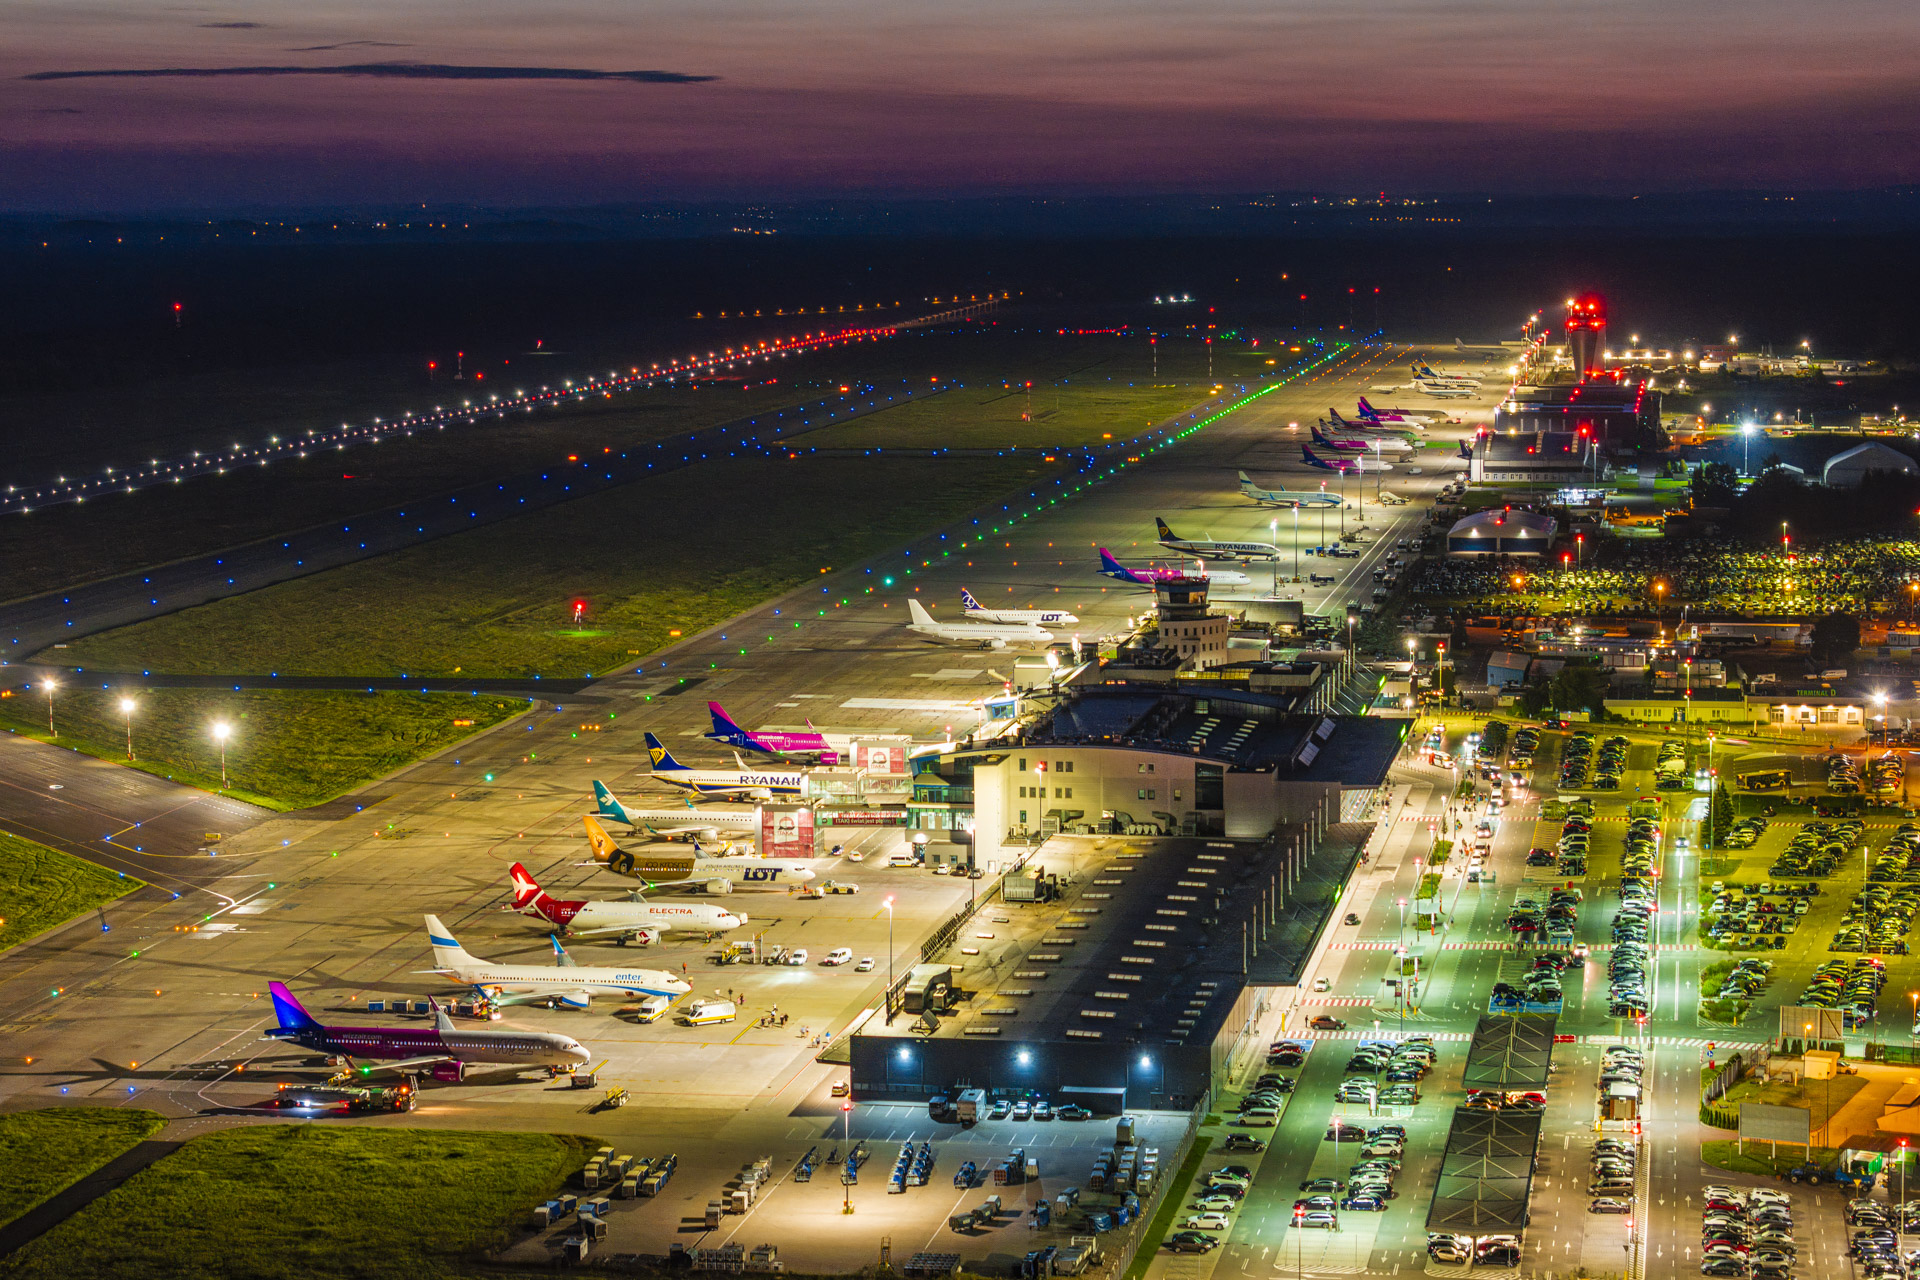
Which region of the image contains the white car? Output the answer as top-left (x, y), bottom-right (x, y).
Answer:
top-left (855, 957), bottom-right (875, 972)
top-left (1185, 1213), bottom-right (1231, 1231)
top-left (845, 851), bottom-right (866, 862)
top-left (1311, 977), bottom-right (1331, 993)
top-left (823, 948), bottom-right (854, 966)
top-left (786, 949), bottom-right (809, 966)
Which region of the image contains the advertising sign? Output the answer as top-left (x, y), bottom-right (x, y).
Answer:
top-left (1778, 1006), bottom-right (1846, 1047)
top-left (853, 743), bottom-right (909, 776)
top-left (1739, 1102), bottom-right (1812, 1145)
top-left (760, 805), bottom-right (815, 858)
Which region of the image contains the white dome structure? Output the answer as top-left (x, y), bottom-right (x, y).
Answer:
top-left (1823, 442), bottom-right (1917, 488)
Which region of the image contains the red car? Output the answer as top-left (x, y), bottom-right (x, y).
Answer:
top-left (1309, 1015), bottom-right (1347, 1031)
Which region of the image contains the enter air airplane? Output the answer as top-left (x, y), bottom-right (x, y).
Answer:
top-left (960, 588), bottom-right (1078, 627)
top-left (421, 914), bottom-right (691, 1008)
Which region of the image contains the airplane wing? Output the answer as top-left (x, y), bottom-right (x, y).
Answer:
top-left (366, 1054), bottom-right (458, 1074)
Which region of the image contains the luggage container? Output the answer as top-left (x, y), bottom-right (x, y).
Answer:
top-left (706, 1201), bottom-right (725, 1228)
top-left (565, 1237), bottom-right (591, 1265)
top-left (617, 1176), bottom-right (639, 1200)
top-left (531, 1204), bottom-right (554, 1228)
top-left (582, 1217), bottom-right (608, 1242)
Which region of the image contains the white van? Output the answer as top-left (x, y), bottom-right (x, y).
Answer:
top-left (786, 949), bottom-right (809, 966)
top-left (678, 999), bottom-right (736, 1026)
top-left (888, 852), bottom-right (919, 867)
top-left (823, 948), bottom-right (854, 966)
top-left (1239, 1110), bottom-right (1278, 1127)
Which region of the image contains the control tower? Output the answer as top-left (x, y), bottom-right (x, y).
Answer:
top-left (1565, 295), bottom-right (1608, 381)
top-left (1154, 576), bottom-right (1231, 670)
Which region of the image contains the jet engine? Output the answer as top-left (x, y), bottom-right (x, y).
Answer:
top-left (704, 878), bottom-right (734, 895)
top-left (554, 990), bottom-right (593, 1010)
top-left (428, 1061), bottom-right (468, 1083)
top-left (617, 927), bottom-right (661, 947)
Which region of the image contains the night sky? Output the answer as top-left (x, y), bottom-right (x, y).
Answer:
top-left (6, 1), bottom-right (1918, 210)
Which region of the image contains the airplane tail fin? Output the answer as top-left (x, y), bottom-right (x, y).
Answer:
top-left (1302, 446), bottom-right (1322, 465)
top-left (268, 981), bottom-right (321, 1033)
top-left (591, 779), bottom-right (631, 826)
top-left (907, 597), bottom-right (935, 626)
top-left (1237, 470), bottom-right (1256, 487)
top-left (550, 935), bottom-right (578, 968)
top-left (583, 815), bottom-right (623, 865)
top-left (430, 997), bottom-right (456, 1034)
top-left (423, 914), bottom-right (486, 971)
top-left (1357, 397), bottom-right (1377, 416)
top-left (1155, 517), bottom-right (1177, 541)
top-left (507, 862), bottom-right (553, 914)
top-left (960, 587), bottom-right (982, 611)
top-left (644, 732), bottom-right (688, 772)
top-left (1097, 548), bottom-right (1139, 582)
top-left (706, 700), bottom-right (747, 744)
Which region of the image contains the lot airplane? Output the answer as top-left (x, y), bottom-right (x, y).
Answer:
top-left (1301, 445), bottom-right (1391, 474)
top-left (1237, 471), bottom-right (1344, 509)
top-left (1311, 422), bottom-right (1413, 454)
top-left (506, 862), bottom-right (743, 943)
top-left (422, 913), bottom-right (692, 1006)
top-left (266, 982), bottom-right (591, 1081)
top-left (907, 597), bottom-right (1053, 649)
top-left (1155, 518), bottom-right (1279, 561)
top-left (1416, 382), bottom-right (1474, 399)
top-left (643, 734), bottom-right (807, 798)
top-left (1355, 398), bottom-right (1430, 427)
top-left (591, 780), bottom-right (757, 843)
top-left (705, 701), bottom-right (847, 764)
top-left (1097, 548), bottom-right (1251, 587)
top-left (960, 587), bottom-right (1078, 627)
top-left (583, 815), bottom-right (816, 891)
top-left (1415, 361), bottom-right (1483, 384)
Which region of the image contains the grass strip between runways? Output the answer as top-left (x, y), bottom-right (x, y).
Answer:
top-left (0, 829), bottom-right (142, 952)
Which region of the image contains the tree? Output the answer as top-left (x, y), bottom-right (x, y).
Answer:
top-left (1708, 781), bottom-right (1735, 850)
top-left (1810, 612), bottom-right (1861, 666)
top-left (1548, 663), bottom-right (1611, 718)
top-left (1690, 461), bottom-right (1739, 508)
top-left (1514, 681), bottom-right (1551, 719)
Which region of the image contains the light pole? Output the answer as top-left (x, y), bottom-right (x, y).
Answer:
top-left (1406, 637), bottom-right (1417, 705)
top-left (212, 721), bottom-right (232, 790)
top-left (43, 677), bottom-right (57, 739)
top-left (1741, 423), bottom-right (1754, 478)
top-left (120, 697), bottom-right (136, 760)
top-left (1292, 507), bottom-right (1301, 581)
top-left (883, 895), bottom-right (896, 1024)
top-left (842, 1099), bottom-right (854, 1212)
top-left (1271, 518), bottom-right (1281, 596)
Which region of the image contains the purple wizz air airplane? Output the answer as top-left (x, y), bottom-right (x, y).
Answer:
top-left (705, 700), bottom-right (847, 764)
top-left (265, 981), bottom-right (589, 1083)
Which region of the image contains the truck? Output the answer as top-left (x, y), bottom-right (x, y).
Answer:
top-left (956, 1088), bottom-right (987, 1125)
top-left (677, 999), bottom-right (736, 1026)
top-left (275, 1083), bottom-right (415, 1113)
top-left (632, 995), bottom-right (672, 1023)
top-left (1786, 1160), bottom-right (1876, 1190)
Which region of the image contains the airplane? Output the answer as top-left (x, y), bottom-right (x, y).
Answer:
top-left (1454, 338), bottom-right (1522, 355)
top-left (705, 701), bottom-right (848, 764)
top-left (592, 780), bottom-right (758, 843)
top-left (960, 587), bottom-right (1078, 626)
top-left (1354, 398), bottom-right (1430, 428)
top-left (265, 981), bottom-right (591, 1083)
top-left (1097, 548), bottom-right (1251, 587)
top-left (506, 862), bottom-right (743, 944)
top-left (906, 597), bottom-right (1052, 649)
top-left (644, 733), bottom-right (808, 799)
top-left (1312, 422), bottom-right (1413, 454)
top-left (422, 913), bottom-right (693, 1007)
top-left (583, 815), bottom-right (817, 892)
top-left (1301, 445), bottom-right (1391, 474)
top-left (1155, 518), bottom-right (1279, 562)
top-left (1413, 362), bottom-right (1481, 385)
top-left (1416, 382), bottom-right (1474, 399)
top-left (1237, 471), bottom-right (1344, 509)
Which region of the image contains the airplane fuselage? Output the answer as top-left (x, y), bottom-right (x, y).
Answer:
top-left (1160, 537), bottom-right (1279, 561)
top-left (650, 769), bottom-right (806, 798)
top-left (535, 898), bottom-right (742, 935)
top-left (441, 960), bottom-right (690, 1000)
top-left (271, 1022), bottom-right (589, 1068)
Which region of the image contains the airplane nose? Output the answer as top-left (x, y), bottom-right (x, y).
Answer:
top-left (798, 868), bottom-right (817, 881)
top-left (732, 913), bottom-right (747, 925)
top-left (566, 1040), bottom-right (590, 1064)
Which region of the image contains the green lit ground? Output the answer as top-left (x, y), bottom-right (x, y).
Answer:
top-left (0, 831), bottom-right (142, 953)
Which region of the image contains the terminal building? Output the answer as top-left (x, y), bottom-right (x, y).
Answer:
top-left (1491, 381), bottom-right (1661, 444)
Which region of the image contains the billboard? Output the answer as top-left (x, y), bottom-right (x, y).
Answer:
top-left (853, 743), bottom-right (909, 776)
top-left (760, 805), bottom-right (815, 859)
top-left (1739, 1103), bottom-right (1812, 1145)
top-left (1778, 1006), bottom-right (1846, 1046)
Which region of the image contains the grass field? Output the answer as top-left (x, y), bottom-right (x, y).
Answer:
top-left (0, 1108), bottom-right (168, 1229)
top-left (0, 831), bottom-right (142, 951)
top-left (1701, 1139), bottom-right (1841, 1177)
top-left (0, 1124), bottom-right (592, 1280)
top-left (0, 328), bottom-right (1206, 603)
top-left (0, 689), bottom-right (526, 811)
top-left (61, 452), bottom-right (1051, 679)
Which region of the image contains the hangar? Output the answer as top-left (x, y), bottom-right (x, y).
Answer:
top-left (1823, 442), bottom-right (1917, 488)
top-left (1446, 509), bottom-right (1558, 557)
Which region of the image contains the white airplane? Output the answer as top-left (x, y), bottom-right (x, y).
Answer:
top-left (1155, 518), bottom-right (1278, 561)
top-left (1416, 382), bottom-right (1474, 399)
top-left (421, 913), bottom-right (692, 1008)
top-left (960, 587), bottom-right (1078, 626)
top-left (1237, 471), bottom-right (1344, 509)
top-left (907, 597), bottom-right (1052, 649)
top-left (583, 816), bottom-right (816, 892)
top-left (506, 862), bottom-right (743, 944)
top-left (591, 780), bottom-right (758, 843)
top-left (1454, 338), bottom-right (1524, 355)
top-left (642, 735), bottom-right (806, 799)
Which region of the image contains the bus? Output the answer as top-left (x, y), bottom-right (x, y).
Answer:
top-left (1737, 770), bottom-right (1791, 792)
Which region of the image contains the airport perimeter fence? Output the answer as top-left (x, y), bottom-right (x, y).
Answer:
top-left (1104, 1095), bottom-right (1211, 1280)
